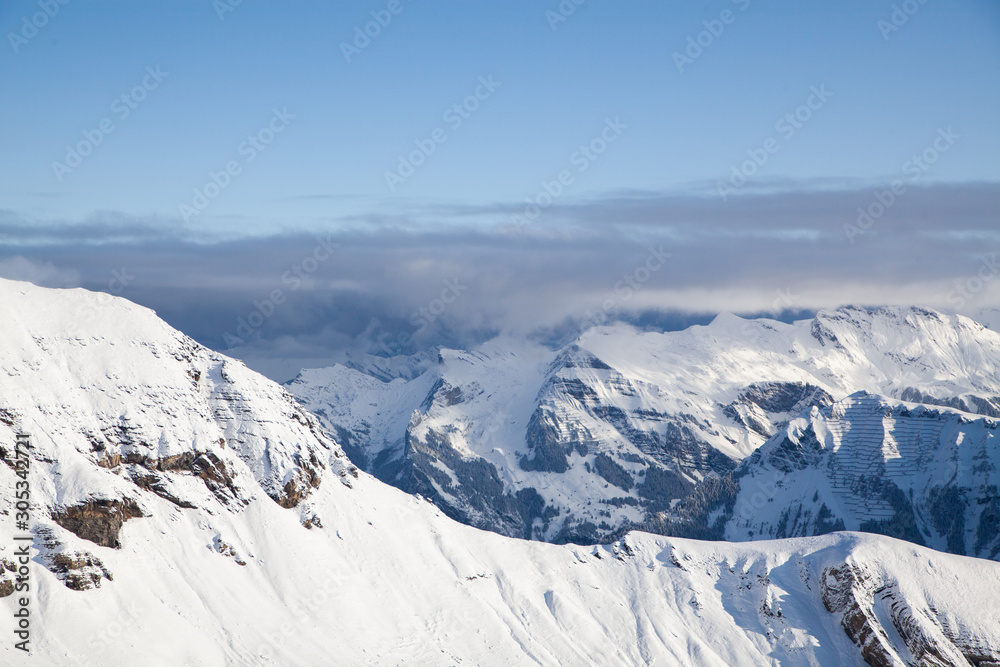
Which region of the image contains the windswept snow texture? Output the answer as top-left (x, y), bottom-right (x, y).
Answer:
top-left (290, 306), bottom-right (1000, 544)
top-left (1, 279), bottom-right (999, 665)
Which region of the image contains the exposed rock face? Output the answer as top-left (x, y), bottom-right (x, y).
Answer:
top-left (31, 526), bottom-right (114, 591)
top-left (519, 400), bottom-right (592, 474)
top-left (291, 307), bottom-right (1000, 546)
top-left (400, 423), bottom-right (554, 541)
top-left (0, 279), bottom-right (355, 591)
top-left (115, 450), bottom-right (247, 509)
top-left (822, 562), bottom-right (1000, 667)
top-left (630, 392), bottom-right (1000, 563)
top-left (52, 499), bottom-right (145, 549)
top-left (900, 386), bottom-right (1000, 419)
top-left (723, 381), bottom-right (834, 438)
top-left (822, 564), bottom-right (900, 667)
top-left (48, 552), bottom-right (113, 591)
top-left (711, 393), bottom-right (1000, 560)
top-left (0, 559), bottom-right (16, 597)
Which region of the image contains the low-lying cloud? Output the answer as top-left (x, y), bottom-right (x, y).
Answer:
top-left (2, 181), bottom-right (998, 381)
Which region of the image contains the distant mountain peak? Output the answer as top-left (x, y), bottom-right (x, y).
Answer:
top-left (292, 304), bottom-right (1000, 547)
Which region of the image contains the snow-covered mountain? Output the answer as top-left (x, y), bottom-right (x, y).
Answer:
top-left (0, 279), bottom-right (349, 516)
top-left (289, 306), bottom-right (1000, 544)
top-left (2, 278), bottom-right (1000, 666)
top-left (655, 392), bottom-right (1000, 560)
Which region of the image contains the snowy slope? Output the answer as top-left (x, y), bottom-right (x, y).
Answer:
top-left (705, 392), bottom-right (1000, 560)
top-left (0, 281), bottom-right (349, 514)
top-left (2, 278), bottom-right (1000, 665)
top-left (290, 306), bottom-right (1000, 544)
top-left (11, 479), bottom-right (1000, 667)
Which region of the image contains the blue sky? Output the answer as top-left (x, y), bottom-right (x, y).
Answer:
top-left (2, 0), bottom-right (998, 234)
top-left (2, 1), bottom-right (999, 379)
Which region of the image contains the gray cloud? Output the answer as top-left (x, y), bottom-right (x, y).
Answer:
top-left (0, 256), bottom-right (81, 288)
top-left (0, 209), bottom-right (194, 245)
top-left (1, 181), bottom-right (998, 381)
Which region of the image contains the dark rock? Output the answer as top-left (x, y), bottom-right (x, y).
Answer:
top-left (0, 558), bottom-right (16, 597)
top-left (48, 552), bottom-right (113, 591)
top-left (52, 498), bottom-right (145, 549)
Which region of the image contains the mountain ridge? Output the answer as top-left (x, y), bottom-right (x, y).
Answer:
top-left (2, 279), bottom-right (1000, 665)
top-left (291, 304), bottom-right (1000, 546)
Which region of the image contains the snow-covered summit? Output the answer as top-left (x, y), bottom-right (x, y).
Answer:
top-left (291, 305), bottom-right (1000, 544)
top-left (0, 278), bottom-right (351, 516)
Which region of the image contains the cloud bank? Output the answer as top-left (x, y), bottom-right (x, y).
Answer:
top-left (2, 181), bottom-right (998, 380)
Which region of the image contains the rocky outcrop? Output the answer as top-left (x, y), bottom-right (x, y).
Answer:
top-left (211, 535), bottom-right (247, 567)
top-left (822, 562), bottom-right (1000, 667)
top-left (52, 498), bottom-right (145, 549)
top-left (822, 564), bottom-right (899, 667)
top-left (0, 558), bottom-right (16, 597)
top-left (275, 450), bottom-right (325, 508)
top-left (291, 307), bottom-right (1000, 548)
top-left (47, 552), bottom-right (113, 591)
top-left (32, 526), bottom-right (114, 591)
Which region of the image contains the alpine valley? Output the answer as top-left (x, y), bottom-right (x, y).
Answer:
top-left (2, 278), bottom-right (1000, 666)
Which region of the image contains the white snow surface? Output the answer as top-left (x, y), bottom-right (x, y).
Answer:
top-left (725, 391), bottom-right (1000, 557)
top-left (290, 305), bottom-right (1000, 541)
top-left (1, 279), bottom-right (999, 665)
top-left (298, 305), bottom-right (1000, 461)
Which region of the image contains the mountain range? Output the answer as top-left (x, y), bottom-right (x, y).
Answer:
top-left (289, 306), bottom-right (1000, 552)
top-left (2, 278), bottom-right (999, 665)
